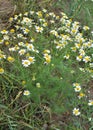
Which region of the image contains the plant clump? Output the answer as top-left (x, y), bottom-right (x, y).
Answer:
top-left (0, 8), bottom-right (93, 129)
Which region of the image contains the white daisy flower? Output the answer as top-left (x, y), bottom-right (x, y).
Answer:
top-left (22, 60), bottom-right (31, 67)
top-left (88, 100), bottom-right (93, 106)
top-left (74, 86), bottom-right (81, 92)
top-left (23, 90), bottom-right (30, 96)
top-left (73, 108), bottom-right (80, 116)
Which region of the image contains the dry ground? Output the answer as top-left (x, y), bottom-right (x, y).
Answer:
top-left (0, 0), bottom-right (14, 30)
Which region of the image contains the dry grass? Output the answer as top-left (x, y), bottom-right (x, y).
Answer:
top-left (0, 0), bottom-right (15, 30)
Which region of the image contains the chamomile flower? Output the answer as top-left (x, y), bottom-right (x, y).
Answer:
top-left (50, 30), bottom-right (58, 37)
top-left (28, 56), bottom-right (35, 64)
top-left (1, 30), bottom-right (8, 34)
top-left (14, 15), bottom-right (18, 20)
top-left (75, 43), bottom-right (81, 49)
top-left (64, 54), bottom-right (70, 59)
top-left (71, 29), bottom-right (78, 35)
top-left (17, 33), bottom-right (23, 38)
top-left (18, 49), bottom-right (26, 55)
top-left (23, 28), bottom-right (30, 34)
top-left (79, 49), bottom-right (85, 56)
top-left (43, 50), bottom-right (50, 54)
top-left (36, 11), bottom-right (43, 17)
top-left (43, 22), bottom-right (48, 27)
top-left (88, 100), bottom-right (93, 106)
top-left (35, 26), bottom-right (43, 33)
top-left (21, 17), bottom-right (32, 26)
top-left (24, 12), bottom-right (29, 16)
top-left (78, 92), bottom-right (85, 99)
top-left (34, 49), bottom-right (39, 53)
top-left (77, 37), bottom-right (85, 43)
top-left (73, 83), bottom-right (81, 87)
top-left (76, 55), bottom-right (83, 61)
top-left (73, 108), bottom-right (80, 116)
top-left (18, 42), bottom-right (25, 47)
top-left (79, 68), bottom-right (85, 72)
top-left (0, 53), bottom-right (6, 60)
top-left (23, 90), bottom-right (30, 96)
top-left (10, 29), bottom-right (15, 33)
top-left (0, 68), bottom-right (4, 74)
top-left (9, 17), bottom-right (13, 22)
top-left (42, 8), bottom-right (47, 13)
top-left (9, 47), bottom-right (16, 52)
top-left (29, 11), bottom-right (34, 15)
top-left (39, 18), bottom-right (45, 22)
top-left (7, 56), bottom-right (15, 63)
top-left (56, 43), bottom-right (65, 49)
top-left (5, 41), bottom-right (10, 46)
top-left (26, 44), bottom-right (34, 51)
top-left (74, 86), bottom-right (81, 92)
top-left (83, 26), bottom-right (90, 31)
top-left (14, 45), bottom-right (20, 51)
top-left (3, 35), bottom-right (9, 40)
top-left (30, 38), bottom-right (35, 42)
top-left (22, 59), bottom-right (31, 67)
top-left (15, 25), bottom-right (20, 30)
top-left (83, 56), bottom-right (91, 63)
top-left (71, 47), bottom-right (77, 52)
top-left (44, 53), bottom-right (51, 64)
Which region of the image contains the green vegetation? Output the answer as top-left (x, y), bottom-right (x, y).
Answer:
top-left (0, 0), bottom-right (93, 129)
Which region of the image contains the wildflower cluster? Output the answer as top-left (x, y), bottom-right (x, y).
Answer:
top-left (0, 9), bottom-right (93, 125)
top-left (0, 10), bottom-right (93, 70)
top-left (72, 82), bottom-right (93, 123)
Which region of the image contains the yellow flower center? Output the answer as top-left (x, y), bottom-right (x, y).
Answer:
top-left (74, 110), bottom-right (79, 114)
top-left (28, 57), bottom-right (34, 62)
